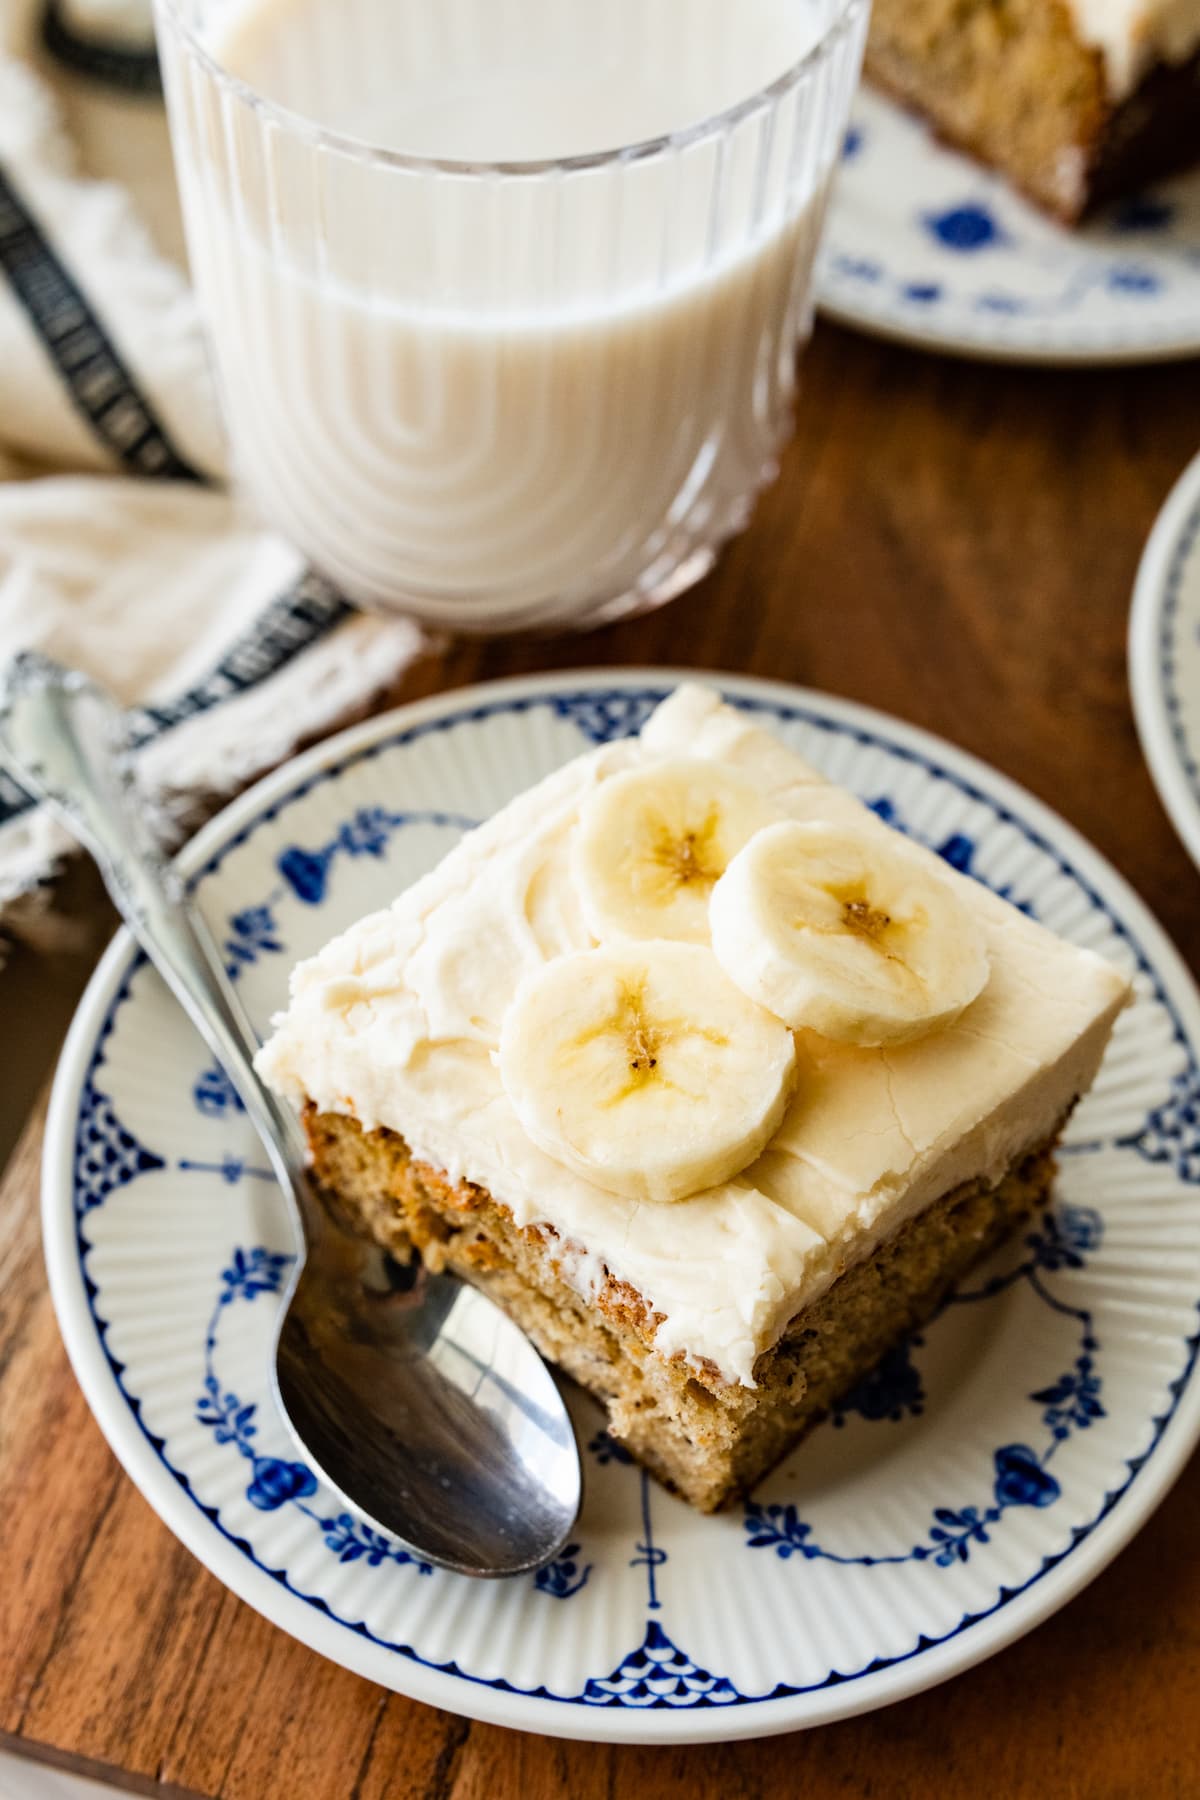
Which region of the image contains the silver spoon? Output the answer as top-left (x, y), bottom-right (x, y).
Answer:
top-left (0, 654), bottom-right (581, 1577)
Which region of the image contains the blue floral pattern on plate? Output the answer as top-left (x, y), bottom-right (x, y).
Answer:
top-left (745, 1209), bottom-right (1110, 1569)
top-left (819, 90), bottom-right (1200, 362)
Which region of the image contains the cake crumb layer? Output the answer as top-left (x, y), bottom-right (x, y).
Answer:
top-left (305, 1107), bottom-right (1061, 1512)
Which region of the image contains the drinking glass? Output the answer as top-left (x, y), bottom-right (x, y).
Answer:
top-left (155, 0), bottom-right (869, 631)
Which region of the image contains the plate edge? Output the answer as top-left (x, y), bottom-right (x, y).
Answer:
top-left (1129, 449), bottom-right (1200, 873)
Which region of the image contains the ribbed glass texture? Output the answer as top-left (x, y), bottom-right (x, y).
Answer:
top-left (156, 0), bottom-right (869, 631)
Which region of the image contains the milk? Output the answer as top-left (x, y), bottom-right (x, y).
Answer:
top-left (158, 0), bottom-right (859, 628)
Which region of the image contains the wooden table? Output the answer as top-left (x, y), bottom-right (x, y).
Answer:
top-left (4, 320), bottom-right (1200, 1798)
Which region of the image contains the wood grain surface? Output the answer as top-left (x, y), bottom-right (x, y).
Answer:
top-left (4, 319), bottom-right (1200, 1798)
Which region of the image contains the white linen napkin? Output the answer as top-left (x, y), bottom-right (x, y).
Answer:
top-left (0, 3), bottom-right (427, 946)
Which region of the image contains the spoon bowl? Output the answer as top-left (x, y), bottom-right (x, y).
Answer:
top-left (0, 654), bottom-right (582, 1577)
top-left (274, 1199), bottom-right (581, 1572)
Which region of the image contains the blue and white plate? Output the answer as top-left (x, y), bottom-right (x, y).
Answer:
top-left (818, 90), bottom-right (1200, 363)
top-left (43, 671), bottom-right (1200, 1744)
top-left (1130, 449), bottom-right (1200, 868)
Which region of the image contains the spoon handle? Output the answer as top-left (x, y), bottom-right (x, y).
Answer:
top-left (0, 654), bottom-right (307, 1186)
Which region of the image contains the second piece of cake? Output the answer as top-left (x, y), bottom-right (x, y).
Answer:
top-left (865, 0), bottom-right (1200, 222)
top-left (259, 687), bottom-right (1130, 1511)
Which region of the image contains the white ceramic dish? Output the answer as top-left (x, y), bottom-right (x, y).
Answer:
top-left (43, 670), bottom-right (1200, 1743)
top-left (818, 90), bottom-right (1200, 364)
top-left (1130, 450), bottom-right (1200, 869)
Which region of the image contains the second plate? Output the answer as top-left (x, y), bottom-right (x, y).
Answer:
top-left (818, 89), bottom-right (1200, 364)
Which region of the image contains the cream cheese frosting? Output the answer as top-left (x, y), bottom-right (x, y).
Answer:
top-left (1063, 0), bottom-right (1200, 97)
top-left (258, 687), bottom-right (1131, 1386)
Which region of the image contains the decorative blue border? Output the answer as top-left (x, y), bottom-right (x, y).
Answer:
top-left (68, 685), bottom-right (1200, 1712)
top-left (1156, 494), bottom-right (1200, 818)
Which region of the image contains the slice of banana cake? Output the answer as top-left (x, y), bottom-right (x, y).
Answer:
top-left (258, 686), bottom-right (1130, 1513)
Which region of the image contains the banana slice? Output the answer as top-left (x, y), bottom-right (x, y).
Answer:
top-left (498, 942), bottom-right (796, 1204)
top-left (710, 820), bottom-right (989, 1047)
top-left (574, 759), bottom-right (778, 943)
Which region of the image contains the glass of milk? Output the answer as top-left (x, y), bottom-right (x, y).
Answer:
top-left (155, 0), bottom-right (868, 631)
